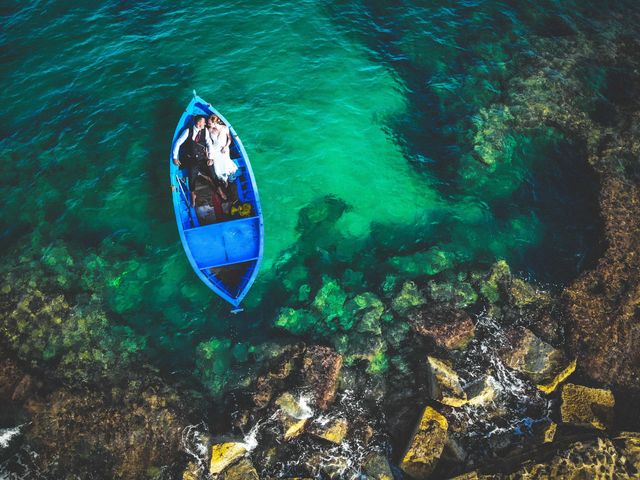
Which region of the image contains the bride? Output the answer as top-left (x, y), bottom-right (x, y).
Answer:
top-left (206, 114), bottom-right (238, 185)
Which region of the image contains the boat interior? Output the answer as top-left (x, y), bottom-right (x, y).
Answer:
top-left (174, 115), bottom-right (261, 302)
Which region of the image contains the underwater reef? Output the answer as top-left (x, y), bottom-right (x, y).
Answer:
top-left (3, 5), bottom-right (640, 480)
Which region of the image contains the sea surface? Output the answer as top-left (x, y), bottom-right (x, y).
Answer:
top-left (0, 0), bottom-right (623, 473)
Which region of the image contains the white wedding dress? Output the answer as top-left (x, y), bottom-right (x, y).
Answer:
top-left (207, 125), bottom-right (238, 183)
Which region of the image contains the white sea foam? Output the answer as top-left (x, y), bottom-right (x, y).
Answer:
top-left (0, 425), bottom-right (23, 450)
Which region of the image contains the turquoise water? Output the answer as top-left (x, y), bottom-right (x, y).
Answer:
top-left (1, 1), bottom-right (606, 392)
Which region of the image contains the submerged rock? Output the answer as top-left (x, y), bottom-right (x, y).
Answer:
top-left (312, 276), bottom-right (349, 329)
top-left (427, 356), bottom-right (467, 407)
top-left (391, 281), bottom-right (427, 314)
top-left (409, 307), bottom-right (476, 350)
top-left (500, 327), bottom-right (573, 389)
top-left (560, 383), bottom-right (615, 430)
top-left (345, 292), bottom-right (385, 335)
top-left (362, 452), bottom-right (393, 480)
top-left (400, 406), bottom-right (448, 479)
top-left (427, 280), bottom-right (478, 309)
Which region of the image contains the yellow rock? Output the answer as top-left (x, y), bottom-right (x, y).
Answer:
top-left (220, 458), bottom-right (259, 480)
top-left (210, 442), bottom-right (247, 475)
top-left (560, 383), bottom-right (615, 430)
top-left (310, 417), bottom-right (348, 444)
top-left (427, 356), bottom-right (467, 407)
top-left (614, 432), bottom-right (640, 473)
top-left (543, 422), bottom-right (557, 443)
top-left (275, 392), bottom-right (311, 440)
top-left (182, 462), bottom-right (199, 480)
top-left (400, 406), bottom-right (448, 480)
top-left (537, 358), bottom-right (577, 394)
top-left (283, 417), bottom-right (308, 440)
top-left (465, 376), bottom-right (496, 406)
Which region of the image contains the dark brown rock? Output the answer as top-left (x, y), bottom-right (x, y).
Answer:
top-left (409, 307), bottom-right (475, 350)
top-left (23, 371), bottom-right (199, 480)
top-left (11, 374), bottom-right (34, 402)
top-left (301, 345), bottom-right (342, 411)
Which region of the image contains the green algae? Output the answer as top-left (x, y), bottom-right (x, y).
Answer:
top-left (391, 281), bottom-right (426, 315)
top-left (366, 348), bottom-right (390, 375)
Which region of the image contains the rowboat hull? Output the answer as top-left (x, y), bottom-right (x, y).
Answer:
top-left (170, 92), bottom-right (263, 309)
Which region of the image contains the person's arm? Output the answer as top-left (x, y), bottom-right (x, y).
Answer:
top-left (221, 127), bottom-right (231, 153)
top-left (172, 128), bottom-right (189, 165)
top-left (205, 129), bottom-right (215, 165)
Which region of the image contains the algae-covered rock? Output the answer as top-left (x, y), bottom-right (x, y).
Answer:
top-left (500, 327), bottom-right (573, 388)
top-left (409, 307), bottom-right (475, 350)
top-left (309, 417), bottom-right (349, 444)
top-left (209, 442), bottom-right (248, 475)
top-left (492, 437), bottom-right (635, 478)
top-left (312, 276), bottom-right (348, 328)
top-left (400, 406), bottom-right (448, 479)
top-left (427, 356), bottom-right (467, 407)
top-left (614, 432), bottom-right (640, 473)
top-left (345, 292), bottom-right (385, 335)
top-left (560, 383), bottom-right (615, 430)
top-left (195, 337), bottom-right (257, 398)
top-left (391, 281), bottom-right (426, 314)
top-left (388, 246), bottom-right (457, 278)
top-left (362, 452), bottom-right (393, 480)
top-left (274, 307), bottom-right (320, 336)
top-left (479, 260), bottom-right (511, 303)
top-left (2, 288), bottom-right (146, 386)
top-left (471, 105), bottom-right (516, 167)
top-left (366, 346), bottom-right (390, 375)
top-left (427, 280), bottom-right (478, 309)
top-left (509, 278), bottom-right (547, 307)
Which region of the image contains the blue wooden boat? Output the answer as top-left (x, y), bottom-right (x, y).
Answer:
top-left (170, 91), bottom-right (263, 311)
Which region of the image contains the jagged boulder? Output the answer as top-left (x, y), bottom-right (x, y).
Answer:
top-left (209, 443), bottom-right (248, 475)
top-left (427, 356), bottom-right (467, 407)
top-left (500, 327), bottom-right (574, 391)
top-left (560, 383), bottom-right (615, 430)
top-left (308, 417), bottom-right (348, 444)
top-left (275, 392), bottom-right (312, 440)
top-left (464, 375), bottom-right (497, 406)
top-left (409, 307), bottom-right (475, 350)
top-left (400, 406), bottom-right (448, 479)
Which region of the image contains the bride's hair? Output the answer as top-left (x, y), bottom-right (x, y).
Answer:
top-left (208, 114), bottom-right (224, 125)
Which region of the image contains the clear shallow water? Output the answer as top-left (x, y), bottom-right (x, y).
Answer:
top-left (0, 1), bottom-right (605, 381)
